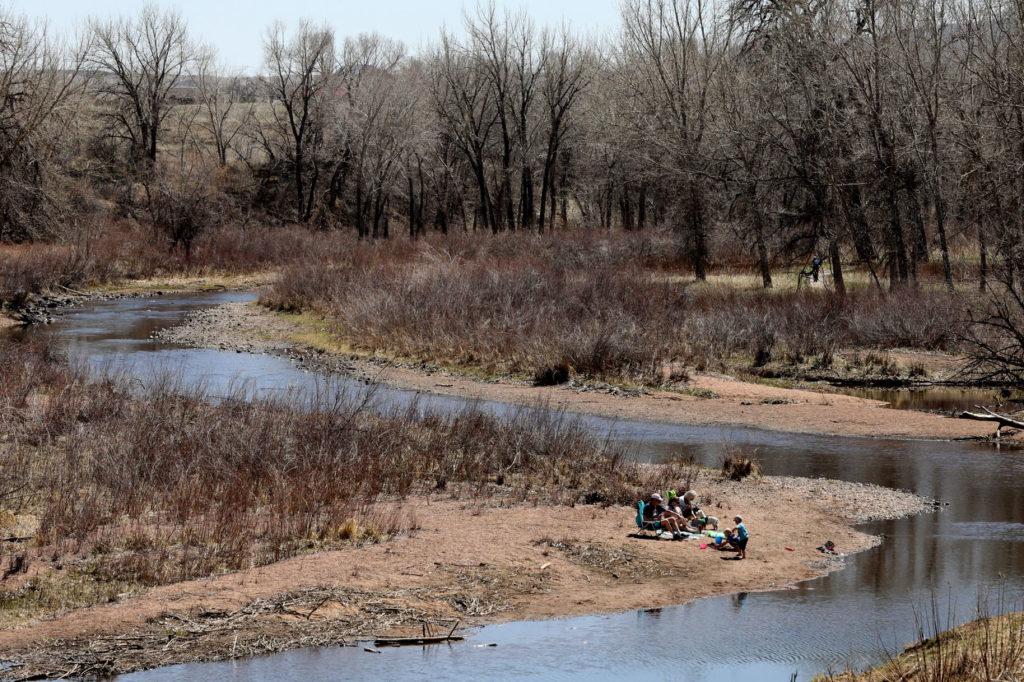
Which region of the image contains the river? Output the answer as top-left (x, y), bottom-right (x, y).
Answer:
top-left (22, 292), bottom-right (1024, 681)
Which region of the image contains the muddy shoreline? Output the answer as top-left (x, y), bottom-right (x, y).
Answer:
top-left (1, 475), bottom-right (933, 680)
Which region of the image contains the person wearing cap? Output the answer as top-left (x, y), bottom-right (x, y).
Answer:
top-left (644, 493), bottom-right (686, 540)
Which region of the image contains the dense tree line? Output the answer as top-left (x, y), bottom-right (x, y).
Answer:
top-left (3, 0), bottom-right (1024, 291)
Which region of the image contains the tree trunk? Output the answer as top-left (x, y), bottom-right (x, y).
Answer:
top-left (538, 163), bottom-right (550, 234)
top-left (885, 181), bottom-right (909, 290)
top-left (416, 161), bottom-right (426, 236)
top-left (294, 149), bottom-right (306, 223)
top-left (520, 166), bottom-right (535, 230)
top-left (829, 237), bottom-right (845, 298)
top-left (620, 189), bottom-right (634, 231)
top-left (925, 129), bottom-right (954, 291)
top-left (979, 224), bottom-right (988, 292)
top-left (638, 183), bottom-right (647, 229)
top-left (355, 179), bottom-right (366, 239)
top-left (408, 175), bottom-right (417, 239)
top-left (689, 183), bottom-right (708, 281)
top-left (754, 216), bottom-right (772, 288)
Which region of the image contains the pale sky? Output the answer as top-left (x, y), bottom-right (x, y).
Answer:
top-left (24, 0), bottom-right (620, 71)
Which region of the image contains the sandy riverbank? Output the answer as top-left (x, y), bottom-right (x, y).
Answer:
top-left (156, 301), bottom-right (1004, 442)
top-left (1, 473), bottom-right (931, 679)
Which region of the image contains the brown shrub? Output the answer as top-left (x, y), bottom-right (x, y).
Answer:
top-left (721, 455), bottom-right (761, 481)
top-left (261, 230), bottom-right (970, 385)
top-left (0, 338), bottom-right (646, 588)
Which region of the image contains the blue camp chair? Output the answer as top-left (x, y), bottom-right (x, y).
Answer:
top-left (635, 500), bottom-right (664, 538)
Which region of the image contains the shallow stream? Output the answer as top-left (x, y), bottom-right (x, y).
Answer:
top-left (21, 292), bottom-right (1024, 681)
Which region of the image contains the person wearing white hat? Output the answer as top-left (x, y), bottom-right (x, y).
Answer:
top-left (644, 493), bottom-right (686, 540)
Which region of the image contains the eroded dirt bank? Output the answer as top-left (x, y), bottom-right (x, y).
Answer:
top-left (156, 301), bottom-right (1001, 442)
top-left (1, 475), bottom-right (930, 679)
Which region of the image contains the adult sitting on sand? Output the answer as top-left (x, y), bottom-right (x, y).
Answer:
top-left (673, 490), bottom-right (717, 532)
top-left (666, 490), bottom-right (684, 516)
top-left (644, 493), bottom-right (687, 540)
top-left (680, 490), bottom-right (699, 517)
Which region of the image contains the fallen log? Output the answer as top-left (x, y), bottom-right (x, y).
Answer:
top-left (373, 635), bottom-right (465, 647)
top-left (958, 406), bottom-right (1024, 438)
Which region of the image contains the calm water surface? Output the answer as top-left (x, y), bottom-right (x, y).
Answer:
top-left (832, 385), bottom-right (1021, 414)
top-left (26, 293), bottom-right (1024, 681)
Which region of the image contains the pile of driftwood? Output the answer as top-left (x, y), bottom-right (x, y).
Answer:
top-left (2, 586), bottom-right (465, 681)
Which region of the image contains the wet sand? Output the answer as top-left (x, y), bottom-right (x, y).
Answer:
top-left (1, 475), bottom-right (931, 679)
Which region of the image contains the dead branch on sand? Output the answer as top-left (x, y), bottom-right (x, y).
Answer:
top-left (958, 406), bottom-right (1024, 439)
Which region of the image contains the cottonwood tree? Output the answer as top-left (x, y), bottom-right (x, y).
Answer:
top-left (732, 0), bottom-right (853, 295)
top-left (339, 34), bottom-right (412, 238)
top-left (717, 53), bottom-right (776, 287)
top-left (464, 5), bottom-right (546, 231)
top-left (537, 29), bottom-right (589, 232)
top-left (194, 47), bottom-right (251, 167)
top-left (88, 5), bottom-right (195, 167)
top-left (838, 0), bottom-right (916, 290)
top-left (430, 31), bottom-right (499, 232)
top-left (617, 0), bottom-right (736, 280)
top-left (955, 0), bottom-right (1024, 290)
top-left (0, 11), bottom-right (87, 241)
top-left (257, 21), bottom-right (337, 223)
top-left (893, 0), bottom-right (956, 290)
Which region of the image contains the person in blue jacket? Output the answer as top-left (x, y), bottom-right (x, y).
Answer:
top-left (732, 516), bottom-right (749, 560)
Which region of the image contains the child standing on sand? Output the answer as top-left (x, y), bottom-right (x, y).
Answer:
top-left (732, 516), bottom-right (749, 559)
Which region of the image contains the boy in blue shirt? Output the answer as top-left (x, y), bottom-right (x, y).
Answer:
top-left (732, 516), bottom-right (749, 560)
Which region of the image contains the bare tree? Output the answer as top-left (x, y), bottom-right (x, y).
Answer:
top-left (617, 0), bottom-right (735, 280)
top-left (430, 31), bottom-right (498, 232)
top-left (339, 34), bottom-right (410, 238)
top-left (88, 5), bottom-right (195, 166)
top-left (538, 28), bottom-right (588, 232)
top-left (0, 10), bottom-right (87, 241)
top-left (893, 0), bottom-right (956, 290)
top-left (257, 21), bottom-right (336, 223)
top-left (194, 47), bottom-right (251, 166)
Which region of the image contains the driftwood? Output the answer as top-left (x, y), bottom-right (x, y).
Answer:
top-left (958, 406), bottom-right (1024, 438)
top-left (373, 635), bottom-right (466, 646)
top-left (374, 619), bottom-right (462, 647)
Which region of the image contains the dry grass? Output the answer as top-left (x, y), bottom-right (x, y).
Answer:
top-left (0, 336), bottom-right (683, 623)
top-left (721, 455), bottom-right (761, 481)
top-left (823, 602), bottom-right (1024, 681)
top-left (0, 223), bottom-right (350, 307)
top-left (261, 230), bottom-right (970, 386)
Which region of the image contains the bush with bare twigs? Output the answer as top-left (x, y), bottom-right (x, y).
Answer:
top-left (262, 231), bottom-right (970, 385)
top-left (0, 337), bottom-right (649, 594)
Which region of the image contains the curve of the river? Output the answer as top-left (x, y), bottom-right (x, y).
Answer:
top-left (20, 292), bottom-right (1024, 681)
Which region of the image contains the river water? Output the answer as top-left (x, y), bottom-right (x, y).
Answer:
top-left (22, 292), bottom-right (1024, 681)
top-left (831, 385), bottom-right (1019, 414)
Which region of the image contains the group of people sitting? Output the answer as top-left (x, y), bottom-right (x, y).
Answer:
top-left (638, 490), bottom-right (749, 559)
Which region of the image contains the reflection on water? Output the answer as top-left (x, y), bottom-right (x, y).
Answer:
top-left (24, 293), bottom-right (1024, 681)
top-left (832, 385), bottom-right (1021, 414)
